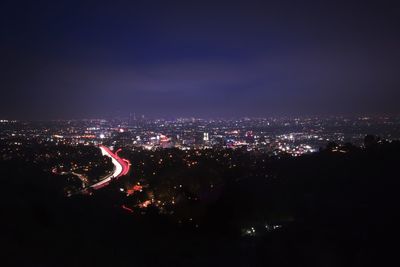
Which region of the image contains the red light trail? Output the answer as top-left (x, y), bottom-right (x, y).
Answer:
top-left (90, 145), bottom-right (131, 190)
top-left (121, 205), bottom-right (134, 213)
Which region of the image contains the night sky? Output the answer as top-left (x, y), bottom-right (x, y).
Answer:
top-left (1, 0), bottom-right (400, 119)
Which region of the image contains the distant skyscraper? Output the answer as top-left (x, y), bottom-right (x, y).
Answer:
top-left (203, 132), bottom-right (209, 142)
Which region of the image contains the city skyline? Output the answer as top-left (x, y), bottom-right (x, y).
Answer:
top-left (1, 1), bottom-right (399, 266)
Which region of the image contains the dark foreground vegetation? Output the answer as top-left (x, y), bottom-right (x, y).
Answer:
top-left (1, 137), bottom-right (399, 267)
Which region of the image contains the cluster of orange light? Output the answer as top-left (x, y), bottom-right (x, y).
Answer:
top-left (81, 134), bottom-right (96, 138)
top-left (126, 184), bottom-right (143, 196)
top-left (138, 200), bottom-right (151, 208)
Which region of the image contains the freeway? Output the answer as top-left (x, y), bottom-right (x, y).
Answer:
top-left (90, 145), bottom-right (131, 190)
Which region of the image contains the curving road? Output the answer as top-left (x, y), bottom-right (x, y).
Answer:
top-left (90, 145), bottom-right (130, 190)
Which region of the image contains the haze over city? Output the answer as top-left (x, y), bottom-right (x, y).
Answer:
top-left (2, 0), bottom-right (400, 119)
